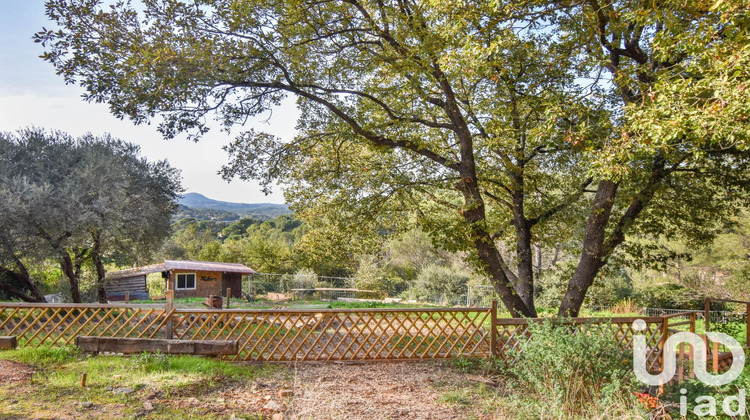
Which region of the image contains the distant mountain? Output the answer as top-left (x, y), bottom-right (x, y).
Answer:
top-left (178, 193), bottom-right (291, 220)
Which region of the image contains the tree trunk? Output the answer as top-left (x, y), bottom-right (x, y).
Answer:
top-left (512, 188), bottom-right (536, 316)
top-left (534, 244), bottom-right (542, 276)
top-left (456, 174), bottom-right (534, 317)
top-left (0, 265), bottom-right (46, 302)
top-left (559, 180), bottom-right (618, 317)
top-left (91, 230), bottom-right (108, 303)
top-left (59, 251), bottom-right (82, 303)
top-left (7, 254), bottom-right (46, 301)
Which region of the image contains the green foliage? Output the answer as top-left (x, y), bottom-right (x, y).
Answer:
top-left (661, 367), bottom-right (750, 419)
top-left (280, 268), bottom-right (318, 292)
top-left (37, 0), bottom-right (750, 315)
top-left (352, 255), bottom-right (405, 298)
top-left (632, 284), bottom-right (704, 310)
top-left (507, 320), bottom-right (643, 419)
top-left (146, 273), bottom-right (166, 299)
top-left (0, 128), bottom-right (181, 302)
top-left (412, 264), bottom-right (469, 302)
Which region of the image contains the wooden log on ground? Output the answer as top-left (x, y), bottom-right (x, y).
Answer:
top-left (0, 336), bottom-right (17, 350)
top-left (75, 336), bottom-right (238, 355)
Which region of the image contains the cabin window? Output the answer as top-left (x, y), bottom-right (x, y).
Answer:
top-left (176, 273), bottom-right (196, 290)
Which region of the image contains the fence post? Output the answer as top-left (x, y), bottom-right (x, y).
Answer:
top-left (165, 278), bottom-right (174, 340)
top-left (746, 303), bottom-right (749, 349)
top-left (704, 297), bottom-right (711, 334)
top-left (490, 300), bottom-right (498, 358)
top-left (660, 317), bottom-right (668, 371)
top-left (713, 340), bottom-right (720, 374)
top-left (226, 288), bottom-right (231, 309)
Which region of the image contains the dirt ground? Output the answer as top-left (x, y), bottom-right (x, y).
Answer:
top-left (0, 360), bottom-right (34, 384)
top-left (287, 362), bottom-right (476, 419)
top-left (0, 359), bottom-right (501, 420)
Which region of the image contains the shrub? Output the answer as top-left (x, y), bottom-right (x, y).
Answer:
top-left (280, 268), bottom-right (318, 292)
top-left (353, 256), bottom-right (406, 298)
top-left (411, 264), bottom-right (469, 304)
top-left (507, 319), bottom-right (645, 419)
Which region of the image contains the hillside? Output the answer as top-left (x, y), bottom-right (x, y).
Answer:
top-left (178, 192), bottom-right (291, 220)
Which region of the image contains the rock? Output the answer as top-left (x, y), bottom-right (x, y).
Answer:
top-left (271, 413), bottom-right (284, 420)
top-left (143, 401), bottom-right (154, 411)
top-left (81, 402), bottom-right (94, 409)
top-left (277, 389), bottom-right (293, 398)
top-left (263, 400), bottom-right (282, 411)
top-left (112, 387), bottom-right (135, 395)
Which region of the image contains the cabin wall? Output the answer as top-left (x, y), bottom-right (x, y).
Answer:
top-left (105, 275), bottom-right (149, 301)
top-left (171, 270), bottom-right (223, 298)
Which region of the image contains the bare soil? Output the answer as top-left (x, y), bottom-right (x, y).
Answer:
top-left (287, 362), bottom-right (476, 420)
top-left (0, 360), bottom-right (34, 384)
top-left (0, 360), bottom-right (502, 419)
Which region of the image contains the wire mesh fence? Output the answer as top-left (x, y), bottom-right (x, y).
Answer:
top-left (249, 273), bottom-right (505, 308)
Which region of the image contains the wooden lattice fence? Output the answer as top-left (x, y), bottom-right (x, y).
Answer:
top-left (0, 302), bottom-right (672, 367)
top-left (0, 303), bottom-right (169, 347)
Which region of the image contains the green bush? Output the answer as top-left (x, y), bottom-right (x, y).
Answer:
top-left (280, 268), bottom-right (318, 292)
top-left (632, 283), bottom-right (705, 309)
top-left (411, 264), bottom-right (469, 303)
top-left (353, 256), bottom-right (406, 298)
top-left (507, 320), bottom-right (645, 419)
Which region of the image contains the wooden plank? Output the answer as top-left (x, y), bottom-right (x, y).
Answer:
top-left (0, 336), bottom-right (17, 350)
top-left (75, 336), bottom-right (238, 355)
top-left (195, 340), bottom-right (238, 355)
top-left (75, 336), bottom-right (100, 352)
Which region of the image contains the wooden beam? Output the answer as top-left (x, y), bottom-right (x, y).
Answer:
top-left (75, 336), bottom-right (238, 355)
top-left (0, 336), bottom-right (17, 350)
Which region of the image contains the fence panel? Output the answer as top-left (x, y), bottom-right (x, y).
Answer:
top-left (0, 302), bottom-right (674, 371)
top-left (0, 303), bottom-right (169, 347)
top-left (494, 316), bottom-right (666, 370)
top-left (170, 308), bottom-right (493, 361)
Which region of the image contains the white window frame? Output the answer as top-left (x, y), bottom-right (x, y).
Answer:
top-left (175, 273), bottom-right (196, 290)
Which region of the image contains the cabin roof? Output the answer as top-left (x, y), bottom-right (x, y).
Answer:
top-left (105, 260), bottom-right (256, 280)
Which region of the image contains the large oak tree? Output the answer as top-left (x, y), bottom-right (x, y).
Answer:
top-left (37, 0), bottom-right (750, 315)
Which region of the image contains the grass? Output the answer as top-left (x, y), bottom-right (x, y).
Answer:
top-left (0, 347), bottom-right (284, 419)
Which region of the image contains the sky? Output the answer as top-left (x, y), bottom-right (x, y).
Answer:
top-left (0, 1), bottom-right (295, 204)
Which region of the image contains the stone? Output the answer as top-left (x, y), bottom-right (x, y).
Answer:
top-left (81, 402), bottom-right (94, 409)
top-left (112, 387), bottom-right (135, 395)
top-left (143, 402), bottom-right (154, 411)
top-left (271, 413), bottom-right (284, 420)
top-left (263, 400), bottom-right (282, 411)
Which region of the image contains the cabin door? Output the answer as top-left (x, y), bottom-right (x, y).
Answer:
top-left (222, 273), bottom-right (242, 298)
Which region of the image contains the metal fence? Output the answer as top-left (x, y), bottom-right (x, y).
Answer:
top-left (590, 306), bottom-right (749, 324)
top-left (250, 273), bottom-right (504, 307)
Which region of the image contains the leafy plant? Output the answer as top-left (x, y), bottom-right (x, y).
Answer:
top-left (507, 320), bottom-right (644, 419)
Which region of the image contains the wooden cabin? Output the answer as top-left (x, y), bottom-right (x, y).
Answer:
top-left (105, 260), bottom-right (256, 301)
